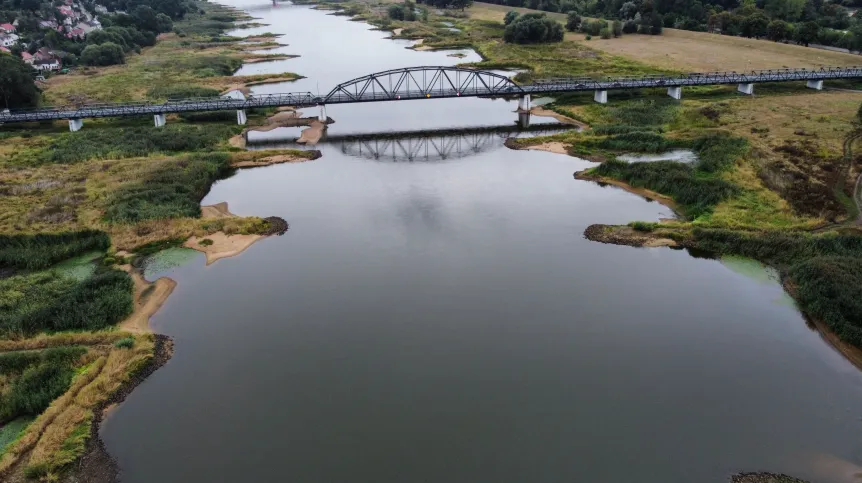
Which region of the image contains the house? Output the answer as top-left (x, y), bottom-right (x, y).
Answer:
top-left (21, 51), bottom-right (34, 65)
top-left (94, 4), bottom-right (108, 14)
top-left (0, 23), bottom-right (15, 34)
top-left (33, 57), bottom-right (61, 71)
top-left (39, 20), bottom-right (58, 29)
top-left (68, 28), bottom-right (84, 39)
top-left (0, 46), bottom-right (9, 53)
top-left (0, 34), bottom-right (18, 47)
top-left (75, 21), bottom-right (100, 34)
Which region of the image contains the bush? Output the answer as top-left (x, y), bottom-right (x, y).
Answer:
top-left (505, 10), bottom-right (520, 25)
top-left (585, 34), bottom-right (592, 40)
top-left (612, 19), bottom-right (623, 37)
top-left (104, 153), bottom-right (232, 223)
top-left (114, 337), bottom-right (135, 349)
top-left (600, 27), bottom-right (611, 38)
top-left (592, 160), bottom-right (739, 217)
top-left (0, 231), bottom-right (110, 271)
top-left (80, 42), bottom-right (126, 66)
top-left (0, 364), bottom-right (76, 423)
top-left (503, 13), bottom-right (564, 44)
top-left (565, 11), bottom-right (580, 31)
top-left (629, 221), bottom-right (657, 232)
top-left (388, 4), bottom-right (404, 20)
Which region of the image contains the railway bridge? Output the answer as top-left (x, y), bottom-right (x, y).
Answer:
top-left (2, 65), bottom-right (861, 131)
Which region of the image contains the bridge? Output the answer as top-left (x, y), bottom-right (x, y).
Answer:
top-left (2, 65), bottom-right (860, 131)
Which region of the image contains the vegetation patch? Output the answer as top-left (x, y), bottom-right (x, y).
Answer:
top-left (104, 153), bottom-right (232, 223)
top-left (0, 231), bottom-right (110, 271)
top-left (0, 269), bottom-right (133, 337)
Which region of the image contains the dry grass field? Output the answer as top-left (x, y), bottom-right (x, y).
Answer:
top-left (468, 2), bottom-right (862, 72)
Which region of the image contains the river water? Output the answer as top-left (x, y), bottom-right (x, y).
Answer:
top-left (101, 3), bottom-right (862, 483)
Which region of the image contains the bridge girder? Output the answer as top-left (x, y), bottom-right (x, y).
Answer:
top-left (323, 66), bottom-right (524, 104)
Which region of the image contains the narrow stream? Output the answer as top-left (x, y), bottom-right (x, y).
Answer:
top-left (101, 3), bottom-right (862, 483)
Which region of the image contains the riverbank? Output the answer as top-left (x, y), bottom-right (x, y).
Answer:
top-left (0, 1), bottom-right (319, 478)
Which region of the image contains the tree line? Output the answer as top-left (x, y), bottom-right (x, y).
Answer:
top-left (480, 0), bottom-right (862, 51)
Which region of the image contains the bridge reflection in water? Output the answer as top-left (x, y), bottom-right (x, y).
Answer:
top-left (247, 123), bottom-right (573, 163)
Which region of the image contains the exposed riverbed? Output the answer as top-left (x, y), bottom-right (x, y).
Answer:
top-left (101, 3), bottom-right (862, 483)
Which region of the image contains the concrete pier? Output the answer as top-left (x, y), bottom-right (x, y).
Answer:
top-left (318, 105), bottom-right (327, 122)
top-left (518, 94), bottom-right (531, 111)
top-left (806, 79), bottom-right (824, 90)
top-left (737, 83), bottom-right (754, 95)
top-left (69, 119), bottom-right (83, 132)
top-left (223, 90), bottom-right (248, 125)
top-left (154, 113), bottom-right (166, 127)
top-left (237, 110), bottom-right (247, 125)
top-left (667, 86), bottom-right (682, 100)
top-left (518, 112), bottom-right (531, 128)
top-left (594, 90), bottom-right (607, 104)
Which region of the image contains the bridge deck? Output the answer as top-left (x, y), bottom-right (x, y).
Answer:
top-left (2, 66), bottom-right (860, 124)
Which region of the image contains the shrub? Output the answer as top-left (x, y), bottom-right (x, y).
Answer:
top-left (629, 221), bottom-right (657, 232)
top-left (199, 238), bottom-right (214, 246)
top-left (503, 13), bottom-right (564, 44)
top-left (505, 10), bottom-right (520, 25)
top-left (600, 27), bottom-right (611, 39)
top-left (585, 34), bottom-right (592, 40)
top-left (80, 42), bottom-right (126, 66)
top-left (388, 4), bottom-right (404, 20)
top-left (612, 20), bottom-right (623, 37)
top-left (104, 153), bottom-right (232, 223)
top-left (114, 337), bottom-right (135, 349)
top-left (565, 11), bottom-right (580, 31)
top-left (592, 160), bottom-right (739, 217)
top-left (0, 231), bottom-right (110, 271)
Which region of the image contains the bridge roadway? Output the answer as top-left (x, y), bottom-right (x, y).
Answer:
top-left (2, 66), bottom-right (861, 128)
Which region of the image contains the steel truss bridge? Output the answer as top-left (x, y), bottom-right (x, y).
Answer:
top-left (2, 66), bottom-right (861, 125)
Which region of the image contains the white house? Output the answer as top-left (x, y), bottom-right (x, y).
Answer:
top-left (34, 58), bottom-right (61, 71)
top-left (0, 33), bottom-right (18, 47)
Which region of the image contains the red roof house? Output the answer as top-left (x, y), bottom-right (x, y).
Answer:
top-left (0, 23), bottom-right (15, 33)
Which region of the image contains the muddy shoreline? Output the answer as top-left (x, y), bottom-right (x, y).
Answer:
top-left (61, 335), bottom-right (174, 483)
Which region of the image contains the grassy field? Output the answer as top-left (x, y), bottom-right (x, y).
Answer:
top-left (467, 2), bottom-right (862, 72)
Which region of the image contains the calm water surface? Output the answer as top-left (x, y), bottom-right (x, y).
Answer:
top-left (101, 3), bottom-right (862, 483)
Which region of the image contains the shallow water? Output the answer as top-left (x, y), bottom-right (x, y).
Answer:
top-left (101, 4), bottom-right (862, 483)
top-left (617, 149), bottom-right (698, 163)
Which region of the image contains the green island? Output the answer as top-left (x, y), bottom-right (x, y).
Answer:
top-left (0, 0), bottom-right (861, 479)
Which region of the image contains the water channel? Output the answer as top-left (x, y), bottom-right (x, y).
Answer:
top-left (101, 3), bottom-right (862, 482)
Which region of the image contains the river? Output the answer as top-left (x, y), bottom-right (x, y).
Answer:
top-left (100, 3), bottom-right (862, 483)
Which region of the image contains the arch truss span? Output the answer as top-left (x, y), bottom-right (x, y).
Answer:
top-left (323, 67), bottom-right (524, 104)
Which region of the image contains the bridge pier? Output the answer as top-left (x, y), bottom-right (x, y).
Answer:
top-left (667, 86), bottom-right (682, 100)
top-left (517, 94), bottom-right (531, 111)
top-left (68, 119), bottom-right (83, 132)
top-left (594, 90), bottom-right (608, 104)
top-left (737, 83), bottom-right (754, 95)
top-left (154, 113), bottom-right (166, 128)
top-left (518, 112), bottom-right (531, 128)
top-left (806, 79), bottom-right (824, 90)
top-left (237, 110), bottom-right (247, 125)
top-left (318, 104), bottom-right (327, 122)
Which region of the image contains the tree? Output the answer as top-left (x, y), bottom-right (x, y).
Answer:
top-left (0, 53), bottom-right (40, 109)
top-left (740, 12), bottom-right (769, 37)
top-left (503, 13), bottom-right (564, 43)
top-left (623, 18), bottom-right (638, 32)
top-left (155, 13), bottom-right (173, 33)
top-left (650, 12), bottom-right (663, 33)
top-left (619, 1), bottom-right (638, 19)
top-left (612, 19), bottom-right (623, 36)
top-left (80, 42), bottom-right (126, 66)
top-left (86, 29), bottom-right (128, 49)
top-left (566, 11), bottom-right (581, 30)
top-left (765, 0), bottom-right (805, 21)
top-left (766, 19), bottom-right (791, 41)
top-left (794, 20), bottom-right (819, 46)
top-left (388, 4), bottom-right (404, 20)
top-left (505, 10), bottom-right (520, 25)
top-left (132, 5), bottom-right (160, 32)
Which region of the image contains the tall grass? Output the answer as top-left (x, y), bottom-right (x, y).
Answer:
top-left (692, 132), bottom-right (749, 173)
top-left (31, 125), bottom-right (239, 164)
top-left (607, 99), bottom-right (679, 126)
top-left (104, 153), bottom-right (232, 223)
top-left (592, 160), bottom-right (739, 217)
top-left (0, 269), bottom-right (133, 337)
top-left (0, 231), bottom-right (110, 271)
top-left (596, 131), bottom-right (681, 153)
top-left (0, 347), bottom-right (87, 425)
top-left (789, 257), bottom-right (862, 347)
